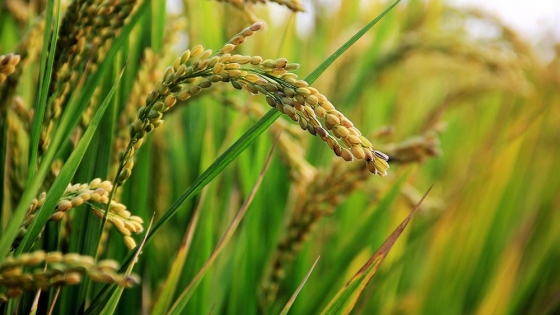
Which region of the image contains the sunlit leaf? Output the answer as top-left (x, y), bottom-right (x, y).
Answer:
top-left (321, 186), bottom-right (432, 315)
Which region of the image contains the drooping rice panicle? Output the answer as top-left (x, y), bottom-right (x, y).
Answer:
top-left (115, 22), bottom-right (389, 191)
top-left (111, 18), bottom-right (185, 176)
top-left (14, 179), bottom-right (143, 251)
top-left (113, 22), bottom-right (269, 186)
top-left (0, 251), bottom-right (139, 304)
top-left (40, 0), bottom-right (140, 154)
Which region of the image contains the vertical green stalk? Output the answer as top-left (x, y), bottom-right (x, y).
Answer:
top-left (0, 107), bottom-right (7, 227)
top-left (27, 0), bottom-right (62, 183)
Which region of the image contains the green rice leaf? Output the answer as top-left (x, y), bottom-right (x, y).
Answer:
top-left (26, 0), bottom-right (62, 183)
top-left (304, 0), bottom-right (401, 84)
top-left (166, 143), bottom-right (275, 315)
top-left (279, 256), bottom-right (321, 315)
top-left (150, 191), bottom-right (204, 314)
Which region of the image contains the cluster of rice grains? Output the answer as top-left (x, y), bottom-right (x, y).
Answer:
top-left (112, 18), bottom-right (185, 177)
top-left (0, 54), bottom-right (21, 84)
top-left (263, 79), bottom-right (390, 176)
top-left (15, 179), bottom-right (143, 251)
top-left (0, 251), bottom-right (138, 304)
top-left (117, 22), bottom-right (388, 190)
top-left (40, 0), bottom-right (139, 154)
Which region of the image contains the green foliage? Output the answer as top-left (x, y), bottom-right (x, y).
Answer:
top-left (1, 0), bottom-right (559, 314)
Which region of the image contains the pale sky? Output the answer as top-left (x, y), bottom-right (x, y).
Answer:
top-left (448, 0), bottom-right (560, 40)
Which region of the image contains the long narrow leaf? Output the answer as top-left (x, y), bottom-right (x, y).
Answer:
top-left (150, 190), bottom-right (204, 314)
top-left (167, 142), bottom-right (276, 315)
top-left (304, 0), bottom-right (401, 84)
top-left (27, 0), bottom-right (62, 183)
top-left (320, 186), bottom-right (433, 315)
top-left (279, 256), bottom-right (321, 315)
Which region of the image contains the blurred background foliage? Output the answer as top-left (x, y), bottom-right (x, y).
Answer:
top-left (1, 0), bottom-right (559, 314)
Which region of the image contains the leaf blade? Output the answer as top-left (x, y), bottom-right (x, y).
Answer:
top-left (166, 143), bottom-right (276, 315)
top-left (321, 186), bottom-right (433, 315)
top-left (279, 256), bottom-right (321, 315)
top-left (150, 190), bottom-right (203, 314)
top-left (304, 0), bottom-right (401, 84)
